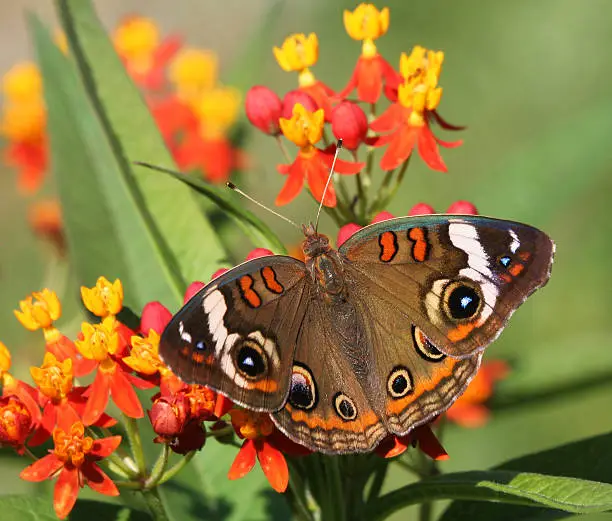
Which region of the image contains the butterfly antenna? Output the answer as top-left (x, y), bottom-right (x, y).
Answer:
top-left (315, 138), bottom-right (343, 233)
top-left (226, 182), bottom-right (301, 231)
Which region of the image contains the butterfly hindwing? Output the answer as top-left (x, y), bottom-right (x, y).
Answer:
top-left (159, 256), bottom-right (310, 411)
top-left (340, 215), bottom-right (554, 358)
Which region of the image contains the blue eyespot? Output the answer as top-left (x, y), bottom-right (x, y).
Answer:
top-left (460, 295), bottom-right (473, 309)
top-left (500, 256), bottom-right (511, 267)
top-left (195, 340), bottom-right (207, 350)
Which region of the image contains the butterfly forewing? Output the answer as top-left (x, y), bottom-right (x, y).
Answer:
top-left (340, 215), bottom-right (554, 358)
top-left (159, 256), bottom-right (310, 411)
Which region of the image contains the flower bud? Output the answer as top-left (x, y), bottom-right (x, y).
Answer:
top-left (0, 395), bottom-right (34, 452)
top-left (281, 90), bottom-right (318, 120)
top-left (149, 393), bottom-right (190, 438)
top-left (246, 248), bottom-right (274, 261)
top-left (408, 203), bottom-right (435, 216)
top-left (184, 281), bottom-right (206, 304)
top-left (140, 301), bottom-right (172, 335)
top-left (371, 211), bottom-right (395, 224)
top-left (331, 101), bottom-right (368, 150)
top-left (245, 86), bottom-right (282, 135)
top-left (169, 419), bottom-right (206, 454)
top-left (337, 223), bottom-right (361, 247)
top-left (446, 200), bottom-right (478, 215)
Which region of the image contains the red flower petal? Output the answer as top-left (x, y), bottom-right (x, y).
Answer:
top-left (380, 126), bottom-right (418, 171)
top-left (434, 135), bottom-right (463, 149)
top-left (82, 371), bottom-right (110, 426)
top-left (92, 435), bottom-right (122, 458)
top-left (54, 467), bottom-right (79, 519)
top-left (337, 223), bottom-right (361, 247)
top-left (20, 453), bottom-right (63, 482)
top-left (356, 56), bottom-right (384, 104)
top-left (275, 159), bottom-right (306, 206)
top-left (140, 301), bottom-right (172, 335)
top-left (375, 434), bottom-right (411, 459)
top-left (110, 369), bottom-right (144, 419)
top-left (430, 110), bottom-right (466, 131)
top-left (370, 104), bottom-right (403, 133)
top-left (268, 430), bottom-right (311, 456)
top-left (417, 124), bottom-right (447, 172)
top-left (81, 462), bottom-right (120, 496)
top-left (415, 425), bottom-right (449, 461)
top-left (446, 403), bottom-right (490, 428)
top-left (28, 401), bottom-right (54, 446)
top-left (306, 156), bottom-right (336, 207)
top-left (184, 281), bottom-right (206, 304)
top-left (228, 438), bottom-right (257, 480)
top-left (214, 394), bottom-right (233, 419)
top-left (256, 439), bottom-right (289, 493)
top-left (446, 201), bottom-right (478, 215)
top-left (211, 268), bottom-right (228, 281)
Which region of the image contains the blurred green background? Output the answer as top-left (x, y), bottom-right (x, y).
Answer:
top-left (1, 0), bottom-right (612, 519)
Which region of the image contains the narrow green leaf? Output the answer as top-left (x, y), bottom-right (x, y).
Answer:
top-left (441, 432), bottom-right (612, 521)
top-left (30, 16), bottom-right (182, 311)
top-left (366, 470), bottom-right (612, 521)
top-left (56, 0), bottom-right (227, 290)
top-left (135, 163), bottom-right (288, 254)
top-left (0, 495), bottom-right (150, 521)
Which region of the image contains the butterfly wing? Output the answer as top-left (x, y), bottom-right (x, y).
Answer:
top-left (339, 215), bottom-right (554, 358)
top-left (159, 256), bottom-right (310, 411)
top-left (271, 299), bottom-right (388, 454)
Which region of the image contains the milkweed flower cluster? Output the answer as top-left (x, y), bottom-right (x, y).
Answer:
top-left (244, 3), bottom-right (463, 222)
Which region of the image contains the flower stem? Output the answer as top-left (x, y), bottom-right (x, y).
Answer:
top-left (156, 450), bottom-right (197, 486)
top-left (123, 414), bottom-right (147, 477)
top-left (142, 486), bottom-right (172, 521)
top-left (22, 447), bottom-right (38, 461)
top-left (276, 135), bottom-right (293, 163)
top-left (86, 426), bottom-right (138, 478)
top-left (145, 444), bottom-right (170, 489)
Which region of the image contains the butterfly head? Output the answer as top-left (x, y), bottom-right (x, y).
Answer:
top-left (302, 223), bottom-right (332, 261)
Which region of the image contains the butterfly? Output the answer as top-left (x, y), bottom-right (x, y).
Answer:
top-left (159, 215), bottom-right (554, 454)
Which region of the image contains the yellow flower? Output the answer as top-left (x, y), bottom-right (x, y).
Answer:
top-left (2, 62), bottom-right (43, 103)
top-left (124, 330), bottom-right (169, 376)
top-left (113, 16), bottom-right (159, 73)
top-left (80, 276), bottom-right (124, 318)
top-left (30, 353), bottom-right (73, 403)
top-left (0, 341), bottom-right (11, 381)
top-left (279, 103), bottom-right (325, 150)
top-left (75, 317), bottom-right (119, 371)
top-left (398, 46), bottom-right (444, 126)
top-left (230, 409), bottom-right (274, 440)
top-left (193, 86), bottom-right (241, 139)
top-left (344, 4), bottom-right (390, 53)
top-left (14, 289), bottom-right (61, 331)
top-left (273, 33), bottom-right (319, 73)
top-left (0, 100), bottom-right (46, 143)
top-left (169, 48), bottom-right (218, 102)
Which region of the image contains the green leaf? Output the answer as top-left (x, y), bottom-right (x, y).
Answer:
top-left (366, 470), bottom-right (612, 521)
top-left (135, 163), bottom-right (288, 254)
top-left (0, 495), bottom-right (150, 521)
top-left (56, 0), bottom-right (228, 299)
top-left (30, 16), bottom-right (183, 312)
top-left (440, 432), bottom-right (612, 521)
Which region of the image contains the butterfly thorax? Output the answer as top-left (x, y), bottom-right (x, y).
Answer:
top-left (302, 228), bottom-right (347, 300)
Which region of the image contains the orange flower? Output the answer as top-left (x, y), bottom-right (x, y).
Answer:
top-left (20, 422), bottom-right (120, 519)
top-left (75, 317), bottom-right (145, 425)
top-left (29, 352), bottom-right (116, 446)
top-left (14, 288), bottom-right (61, 333)
top-left (273, 33), bottom-right (334, 119)
top-left (446, 360), bottom-right (509, 427)
top-left (0, 395), bottom-right (38, 454)
top-left (371, 45), bottom-right (463, 172)
top-left (28, 199), bottom-right (66, 257)
top-left (338, 4), bottom-right (399, 103)
top-left (0, 341), bottom-right (11, 385)
top-left (277, 103), bottom-right (364, 206)
top-left (169, 48), bottom-right (218, 105)
top-left (375, 424), bottom-right (449, 460)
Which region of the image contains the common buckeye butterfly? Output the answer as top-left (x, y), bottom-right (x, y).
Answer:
top-left (159, 214), bottom-right (554, 454)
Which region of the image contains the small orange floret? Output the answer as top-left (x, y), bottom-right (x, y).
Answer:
top-left (279, 103), bottom-right (325, 150)
top-left (30, 352), bottom-right (73, 403)
top-left (273, 33), bottom-right (319, 73)
top-left (14, 288), bottom-right (61, 332)
top-left (80, 276), bottom-right (124, 318)
top-left (230, 409), bottom-right (274, 440)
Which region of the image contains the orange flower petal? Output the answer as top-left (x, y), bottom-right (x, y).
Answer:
top-left (82, 371), bottom-right (110, 426)
top-left (81, 461), bottom-right (120, 496)
top-left (380, 125), bottom-right (418, 171)
top-left (109, 369), bottom-right (143, 418)
top-left (415, 425), bottom-right (449, 461)
top-left (417, 124), bottom-right (447, 172)
top-left (20, 453), bottom-right (63, 482)
top-left (446, 403), bottom-right (490, 428)
top-left (375, 434), bottom-right (410, 459)
top-left (275, 160), bottom-right (305, 206)
top-left (228, 439), bottom-right (257, 480)
top-left (54, 467), bottom-right (79, 519)
top-left (256, 439), bottom-right (289, 493)
top-left (92, 435), bottom-right (122, 458)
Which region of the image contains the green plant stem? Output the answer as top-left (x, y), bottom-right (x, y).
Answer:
top-left (276, 135), bottom-right (293, 163)
top-left (367, 461), bottom-right (388, 503)
top-left (156, 450), bottom-right (197, 486)
top-left (123, 414), bottom-right (147, 477)
top-left (86, 426), bottom-right (138, 478)
top-left (22, 447), bottom-right (38, 461)
top-left (145, 444), bottom-right (170, 489)
top-left (141, 486), bottom-right (172, 521)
